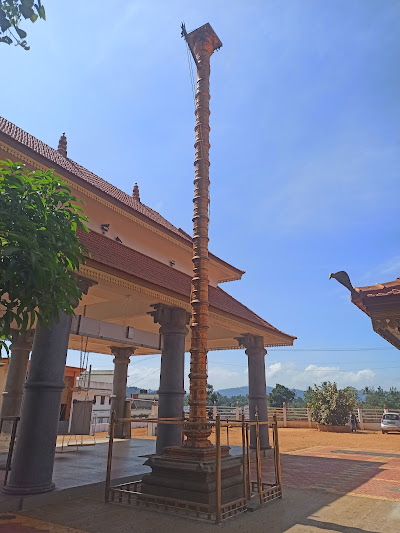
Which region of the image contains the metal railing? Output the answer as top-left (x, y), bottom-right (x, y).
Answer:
top-left (0, 416), bottom-right (19, 486)
top-left (105, 412), bottom-right (282, 524)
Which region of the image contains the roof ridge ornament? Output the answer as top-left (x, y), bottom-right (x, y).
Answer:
top-left (58, 132), bottom-right (67, 158)
top-left (132, 182), bottom-right (140, 201)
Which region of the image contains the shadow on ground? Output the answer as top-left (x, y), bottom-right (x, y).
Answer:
top-left (13, 446), bottom-right (400, 533)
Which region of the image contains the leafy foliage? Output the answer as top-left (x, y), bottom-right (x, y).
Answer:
top-left (0, 160), bottom-right (88, 353)
top-left (309, 381), bottom-right (358, 426)
top-left (0, 1), bottom-right (45, 50)
top-left (268, 383), bottom-right (296, 407)
top-left (363, 386), bottom-right (400, 409)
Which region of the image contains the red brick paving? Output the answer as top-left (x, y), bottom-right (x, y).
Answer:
top-left (252, 446), bottom-right (400, 501)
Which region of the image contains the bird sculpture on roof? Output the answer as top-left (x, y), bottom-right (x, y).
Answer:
top-left (329, 271), bottom-right (356, 294)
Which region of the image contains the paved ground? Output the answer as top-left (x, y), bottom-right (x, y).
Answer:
top-left (1, 484), bottom-right (398, 532)
top-left (0, 439), bottom-right (156, 512)
top-left (254, 445), bottom-right (400, 502)
top-left (0, 443), bottom-right (398, 532)
top-left (2, 429), bottom-right (400, 530)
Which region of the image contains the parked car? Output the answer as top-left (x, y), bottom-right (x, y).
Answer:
top-left (381, 413), bottom-right (400, 434)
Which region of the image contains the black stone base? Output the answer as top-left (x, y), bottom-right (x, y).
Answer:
top-left (3, 481), bottom-right (55, 495)
top-left (141, 454), bottom-right (244, 505)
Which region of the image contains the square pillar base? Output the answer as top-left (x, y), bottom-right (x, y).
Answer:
top-left (141, 453), bottom-right (244, 505)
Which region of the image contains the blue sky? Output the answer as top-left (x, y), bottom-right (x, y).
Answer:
top-left (3, 1), bottom-right (400, 392)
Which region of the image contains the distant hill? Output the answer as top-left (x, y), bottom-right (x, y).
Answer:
top-left (217, 386), bottom-right (305, 398)
top-left (217, 386), bottom-right (366, 401)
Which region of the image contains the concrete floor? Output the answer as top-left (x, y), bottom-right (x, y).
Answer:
top-left (2, 440), bottom-right (400, 531)
top-left (0, 438), bottom-right (156, 512)
top-left (14, 485), bottom-right (400, 533)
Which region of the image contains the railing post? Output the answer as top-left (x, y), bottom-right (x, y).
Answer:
top-left (357, 406), bottom-right (364, 430)
top-left (384, 406), bottom-right (388, 414)
top-left (105, 410), bottom-right (116, 502)
top-left (283, 402), bottom-right (287, 428)
top-left (307, 405), bottom-right (312, 428)
top-left (272, 414), bottom-right (282, 495)
top-left (213, 401), bottom-right (217, 420)
top-left (241, 414), bottom-right (249, 501)
top-left (215, 414), bottom-right (222, 524)
top-left (255, 413), bottom-right (263, 504)
top-left (245, 422), bottom-right (251, 498)
top-left (236, 401), bottom-right (240, 421)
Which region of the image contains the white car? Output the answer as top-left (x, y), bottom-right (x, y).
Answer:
top-left (381, 413), bottom-right (400, 434)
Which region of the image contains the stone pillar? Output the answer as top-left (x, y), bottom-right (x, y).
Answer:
top-left (110, 346), bottom-right (135, 439)
top-left (236, 334), bottom-right (270, 449)
top-left (149, 304), bottom-right (190, 455)
top-left (0, 330), bottom-right (34, 433)
top-left (4, 277), bottom-right (95, 495)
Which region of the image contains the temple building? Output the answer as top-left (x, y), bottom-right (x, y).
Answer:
top-left (330, 271), bottom-right (400, 349)
top-left (0, 116), bottom-right (295, 495)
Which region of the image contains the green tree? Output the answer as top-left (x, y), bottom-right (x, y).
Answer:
top-left (268, 383), bottom-right (295, 407)
top-left (1, 0), bottom-right (45, 50)
top-left (385, 387), bottom-right (400, 410)
top-left (0, 160), bottom-right (88, 352)
top-left (206, 383), bottom-right (219, 405)
top-left (304, 386), bottom-right (315, 406)
top-left (363, 386), bottom-right (400, 410)
top-left (362, 386), bottom-right (387, 408)
top-left (309, 382), bottom-right (357, 426)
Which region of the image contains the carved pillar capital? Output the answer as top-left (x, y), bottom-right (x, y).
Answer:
top-left (149, 304), bottom-right (190, 336)
top-left (110, 346), bottom-right (135, 364)
top-left (236, 333), bottom-right (267, 356)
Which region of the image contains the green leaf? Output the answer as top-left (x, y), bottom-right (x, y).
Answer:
top-left (38, 6), bottom-right (45, 20)
top-left (15, 27), bottom-right (27, 39)
top-left (30, 13), bottom-right (38, 22)
top-left (20, 5), bottom-right (34, 20)
top-left (0, 17), bottom-right (11, 32)
top-left (0, 35), bottom-right (12, 44)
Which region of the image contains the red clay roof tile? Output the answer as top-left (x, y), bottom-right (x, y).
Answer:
top-left (79, 229), bottom-right (294, 342)
top-left (0, 116), bottom-right (244, 278)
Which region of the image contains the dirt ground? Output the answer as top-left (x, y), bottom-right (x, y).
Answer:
top-left (57, 426), bottom-right (400, 453)
top-left (131, 426), bottom-right (400, 453)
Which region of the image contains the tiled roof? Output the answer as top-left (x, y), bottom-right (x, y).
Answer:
top-left (353, 278), bottom-right (400, 301)
top-left (78, 229), bottom-right (295, 342)
top-left (0, 116), bottom-right (244, 277)
top-left (0, 117), bottom-right (190, 241)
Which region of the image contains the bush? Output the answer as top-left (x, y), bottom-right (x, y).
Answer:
top-left (309, 382), bottom-right (357, 426)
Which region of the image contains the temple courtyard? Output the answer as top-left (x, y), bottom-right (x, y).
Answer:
top-left (0, 428), bottom-right (399, 531)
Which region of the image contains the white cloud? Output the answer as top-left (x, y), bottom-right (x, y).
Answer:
top-left (123, 359), bottom-right (375, 394)
top-left (266, 361), bottom-right (375, 390)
